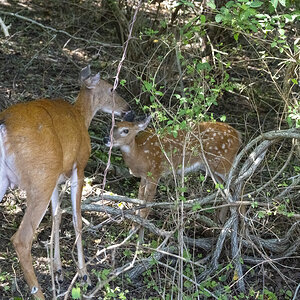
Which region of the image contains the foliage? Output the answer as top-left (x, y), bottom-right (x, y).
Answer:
top-left (0, 0), bottom-right (299, 299)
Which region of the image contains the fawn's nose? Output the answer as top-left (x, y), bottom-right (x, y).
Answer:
top-left (103, 136), bottom-right (110, 146)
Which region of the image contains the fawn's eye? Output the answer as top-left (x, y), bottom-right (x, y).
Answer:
top-left (123, 129), bottom-right (129, 134)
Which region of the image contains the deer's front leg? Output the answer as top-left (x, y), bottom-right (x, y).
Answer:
top-left (51, 185), bottom-right (64, 282)
top-left (71, 165), bottom-right (90, 285)
top-left (137, 178), bottom-right (158, 242)
top-left (139, 178), bottom-right (158, 219)
top-left (137, 177), bottom-right (146, 215)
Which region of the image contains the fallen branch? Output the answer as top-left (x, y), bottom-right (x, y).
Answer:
top-left (83, 194), bottom-right (300, 219)
top-left (0, 17), bottom-right (10, 37)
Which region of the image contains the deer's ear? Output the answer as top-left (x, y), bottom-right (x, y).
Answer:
top-left (137, 115), bottom-right (151, 131)
top-left (83, 73), bottom-right (100, 89)
top-left (79, 65), bottom-right (91, 81)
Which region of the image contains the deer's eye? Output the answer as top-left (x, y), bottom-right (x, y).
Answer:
top-left (123, 129), bottom-right (129, 134)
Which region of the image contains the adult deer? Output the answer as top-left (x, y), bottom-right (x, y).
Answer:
top-left (104, 116), bottom-right (241, 238)
top-left (0, 66), bottom-right (133, 299)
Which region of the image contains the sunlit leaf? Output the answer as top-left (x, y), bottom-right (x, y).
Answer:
top-left (207, 0), bottom-right (216, 9)
top-left (250, 1), bottom-right (263, 8)
top-left (71, 287), bottom-right (81, 299)
top-left (215, 14), bottom-right (223, 23)
top-left (270, 0), bottom-right (278, 9)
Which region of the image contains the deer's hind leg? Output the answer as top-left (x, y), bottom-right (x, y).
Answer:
top-left (11, 181), bottom-right (57, 300)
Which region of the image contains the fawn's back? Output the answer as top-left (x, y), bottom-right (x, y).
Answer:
top-left (126, 121), bottom-right (241, 182)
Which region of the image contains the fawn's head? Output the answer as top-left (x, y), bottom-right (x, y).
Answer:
top-left (104, 115), bottom-right (151, 148)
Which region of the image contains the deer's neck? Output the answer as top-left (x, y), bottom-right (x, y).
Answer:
top-left (74, 89), bottom-right (95, 128)
top-left (120, 139), bottom-right (138, 160)
top-left (120, 139), bottom-right (142, 176)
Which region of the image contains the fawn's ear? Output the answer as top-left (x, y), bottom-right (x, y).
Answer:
top-left (123, 111), bottom-right (135, 122)
top-left (137, 115), bottom-right (151, 131)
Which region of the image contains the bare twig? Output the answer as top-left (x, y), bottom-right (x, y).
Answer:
top-left (0, 17), bottom-right (10, 37)
top-left (101, 0), bottom-right (143, 193)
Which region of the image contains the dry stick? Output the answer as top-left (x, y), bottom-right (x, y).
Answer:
top-left (77, 199), bottom-right (299, 285)
top-left (61, 273), bottom-right (79, 300)
top-left (228, 140), bottom-right (279, 292)
top-left (0, 16), bottom-right (10, 37)
top-left (87, 193), bottom-right (300, 218)
top-left (197, 128), bottom-right (300, 290)
top-left (0, 11), bottom-right (120, 47)
top-left (11, 262), bottom-right (24, 299)
top-left (293, 283), bottom-right (300, 300)
top-left (248, 221), bottom-right (300, 254)
top-left (226, 127), bottom-right (300, 185)
top-left (101, 0), bottom-right (142, 192)
top-left (243, 144), bottom-right (295, 198)
top-left (228, 130), bottom-right (299, 291)
top-left (244, 239), bottom-right (300, 265)
top-left (275, 173), bottom-right (300, 200)
top-left (84, 228), bottom-right (139, 298)
top-left (84, 1), bottom-right (143, 298)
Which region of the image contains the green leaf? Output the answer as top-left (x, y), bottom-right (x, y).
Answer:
top-left (271, 41), bottom-right (277, 48)
top-left (215, 14), bottom-right (223, 23)
top-left (192, 203), bottom-right (201, 211)
top-left (251, 201), bottom-right (258, 208)
top-left (120, 79), bottom-right (126, 86)
top-left (250, 1), bottom-right (263, 8)
top-left (234, 32), bottom-right (239, 41)
top-left (220, 115), bottom-right (227, 122)
top-left (72, 287), bottom-right (81, 299)
top-left (249, 24), bottom-right (258, 32)
top-left (200, 14), bottom-right (206, 24)
top-left (283, 14), bottom-right (292, 21)
top-left (207, 0), bottom-right (216, 9)
top-left (101, 268), bottom-right (110, 280)
top-left (270, 0), bottom-right (279, 9)
top-left (279, 0), bottom-right (286, 7)
top-left (255, 13), bottom-right (268, 18)
top-left (143, 81), bottom-right (153, 92)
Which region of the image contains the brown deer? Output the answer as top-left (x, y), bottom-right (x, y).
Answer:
top-left (0, 66), bottom-right (133, 299)
top-left (104, 116), bottom-right (241, 238)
